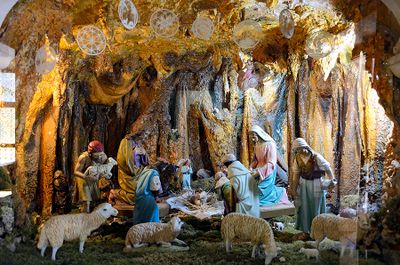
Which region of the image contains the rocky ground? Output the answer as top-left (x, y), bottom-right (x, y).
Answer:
top-left (0, 213), bottom-right (387, 265)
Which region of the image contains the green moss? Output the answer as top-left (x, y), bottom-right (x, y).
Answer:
top-left (0, 219), bottom-right (386, 265)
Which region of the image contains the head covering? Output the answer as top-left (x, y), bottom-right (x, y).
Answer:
top-left (223, 153), bottom-right (237, 164)
top-left (88, 140), bottom-right (104, 154)
top-left (214, 171), bottom-right (226, 181)
top-left (249, 125), bottom-right (275, 142)
top-left (292, 138), bottom-right (310, 150)
top-left (177, 159), bottom-right (189, 167)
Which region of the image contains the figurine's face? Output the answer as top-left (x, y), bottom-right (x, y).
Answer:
top-left (92, 151), bottom-right (107, 164)
top-left (251, 132), bottom-right (259, 143)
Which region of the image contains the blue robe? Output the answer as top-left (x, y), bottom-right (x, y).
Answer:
top-left (179, 165), bottom-right (192, 190)
top-left (258, 169), bottom-right (284, 206)
top-left (133, 168), bottom-right (160, 224)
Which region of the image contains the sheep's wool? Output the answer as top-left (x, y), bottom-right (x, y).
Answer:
top-left (125, 217), bottom-right (182, 247)
top-left (310, 213), bottom-right (357, 242)
top-left (221, 213), bottom-right (277, 257)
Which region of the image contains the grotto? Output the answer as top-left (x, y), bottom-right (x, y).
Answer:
top-left (1, 0), bottom-right (400, 264)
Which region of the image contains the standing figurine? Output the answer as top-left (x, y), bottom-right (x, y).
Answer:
top-left (291, 138), bottom-right (336, 233)
top-left (53, 170), bottom-right (69, 214)
top-left (73, 140), bottom-right (107, 213)
top-left (177, 159), bottom-right (192, 190)
top-left (249, 125), bottom-right (290, 206)
top-left (223, 153), bottom-right (260, 218)
top-left (111, 134), bottom-right (150, 205)
top-left (214, 171), bottom-right (232, 215)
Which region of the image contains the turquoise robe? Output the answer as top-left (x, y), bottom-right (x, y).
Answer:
top-left (228, 161), bottom-right (260, 218)
top-left (132, 168), bottom-right (160, 224)
top-left (179, 165), bottom-right (192, 190)
top-left (295, 178), bottom-right (326, 233)
top-left (258, 169), bottom-right (284, 206)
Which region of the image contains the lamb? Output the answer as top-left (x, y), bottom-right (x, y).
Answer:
top-left (300, 247), bottom-right (319, 260)
top-left (273, 222), bottom-right (285, 231)
top-left (221, 213), bottom-right (277, 265)
top-left (37, 203), bottom-right (118, 260)
top-left (310, 213), bottom-right (357, 257)
top-left (85, 157), bottom-right (117, 180)
top-left (125, 216), bottom-right (186, 249)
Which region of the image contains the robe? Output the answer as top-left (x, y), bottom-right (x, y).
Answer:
top-left (251, 141), bottom-right (289, 206)
top-left (178, 165), bottom-right (192, 190)
top-left (228, 161), bottom-right (260, 218)
top-left (132, 168), bottom-right (160, 224)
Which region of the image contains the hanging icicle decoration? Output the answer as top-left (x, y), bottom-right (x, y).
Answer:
top-left (191, 16), bottom-right (214, 40)
top-left (118, 0), bottom-right (139, 30)
top-left (305, 30), bottom-right (334, 59)
top-left (279, 9), bottom-right (295, 39)
top-left (76, 25), bottom-right (107, 55)
top-left (232, 20), bottom-right (262, 50)
top-left (150, 9), bottom-right (179, 38)
top-left (35, 44), bottom-right (57, 75)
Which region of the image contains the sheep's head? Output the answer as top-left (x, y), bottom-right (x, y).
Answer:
top-left (170, 216), bottom-right (184, 232)
top-left (107, 157), bottom-right (118, 166)
top-left (95, 203), bottom-right (118, 218)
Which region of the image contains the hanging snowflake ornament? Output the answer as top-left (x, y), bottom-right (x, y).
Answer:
top-left (305, 31), bottom-right (334, 59)
top-left (150, 9), bottom-right (179, 38)
top-left (0, 43), bottom-right (15, 70)
top-left (191, 16), bottom-right (213, 40)
top-left (118, 0), bottom-right (139, 30)
top-left (35, 44), bottom-right (57, 75)
top-left (279, 9), bottom-right (295, 39)
top-left (232, 20), bottom-right (262, 50)
top-left (77, 25), bottom-right (107, 55)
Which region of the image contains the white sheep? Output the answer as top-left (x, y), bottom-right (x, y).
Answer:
top-left (85, 157), bottom-right (117, 180)
top-left (300, 247), bottom-right (319, 260)
top-left (37, 203), bottom-right (118, 260)
top-left (221, 213), bottom-right (277, 265)
top-left (310, 213), bottom-right (357, 257)
top-left (125, 216), bottom-right (186, 248)
top-left (273, 222), bottom-right (284, 231)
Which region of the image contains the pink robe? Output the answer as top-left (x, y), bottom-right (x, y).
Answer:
top-left (251, 141), bottom-right (277, 181)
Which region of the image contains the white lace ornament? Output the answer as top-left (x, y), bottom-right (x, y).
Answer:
top-left (279, 9), bottom-right (295, 39)
top-left (232, 20), bottom-right (262, 50)
top-left (305, 31), bottom-right (334, 59)
top-left (35, 44), bottom-right (57, 74)
top-left (191, 16), bottom-right (213, 40)
top-left (118, 0), bottom-right (139, 30)
top-left (77, 25), bottom-right (107, 55)
top-left (150, 9), bottom-right (179, 38)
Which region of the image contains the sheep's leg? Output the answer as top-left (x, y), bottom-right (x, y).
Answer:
top-left (79, 239), bottom-right (86, 253)
top-left (133, 243), bottom-right (148, 248)
top-left (315, 239), bottom-right (321, 250)
top-left (225, 240), bottom-right (232, 252)
top-left (172, 238), bottom-right (187, 246)
top-left (51, 247), bottom-right (60, 261)
top-left (251, 245), bottom-right (257, 258)
top-left (340, 245), bottom-right (346, 257)
top-left (158, 241), bottom-right (172, 247)
top-left (40, 245), bottom-right (47, 257)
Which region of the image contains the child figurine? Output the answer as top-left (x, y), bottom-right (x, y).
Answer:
top-left (214, 171), bottom-right (232, 215)
top-left (177, 159), bottom-right (192, 190)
